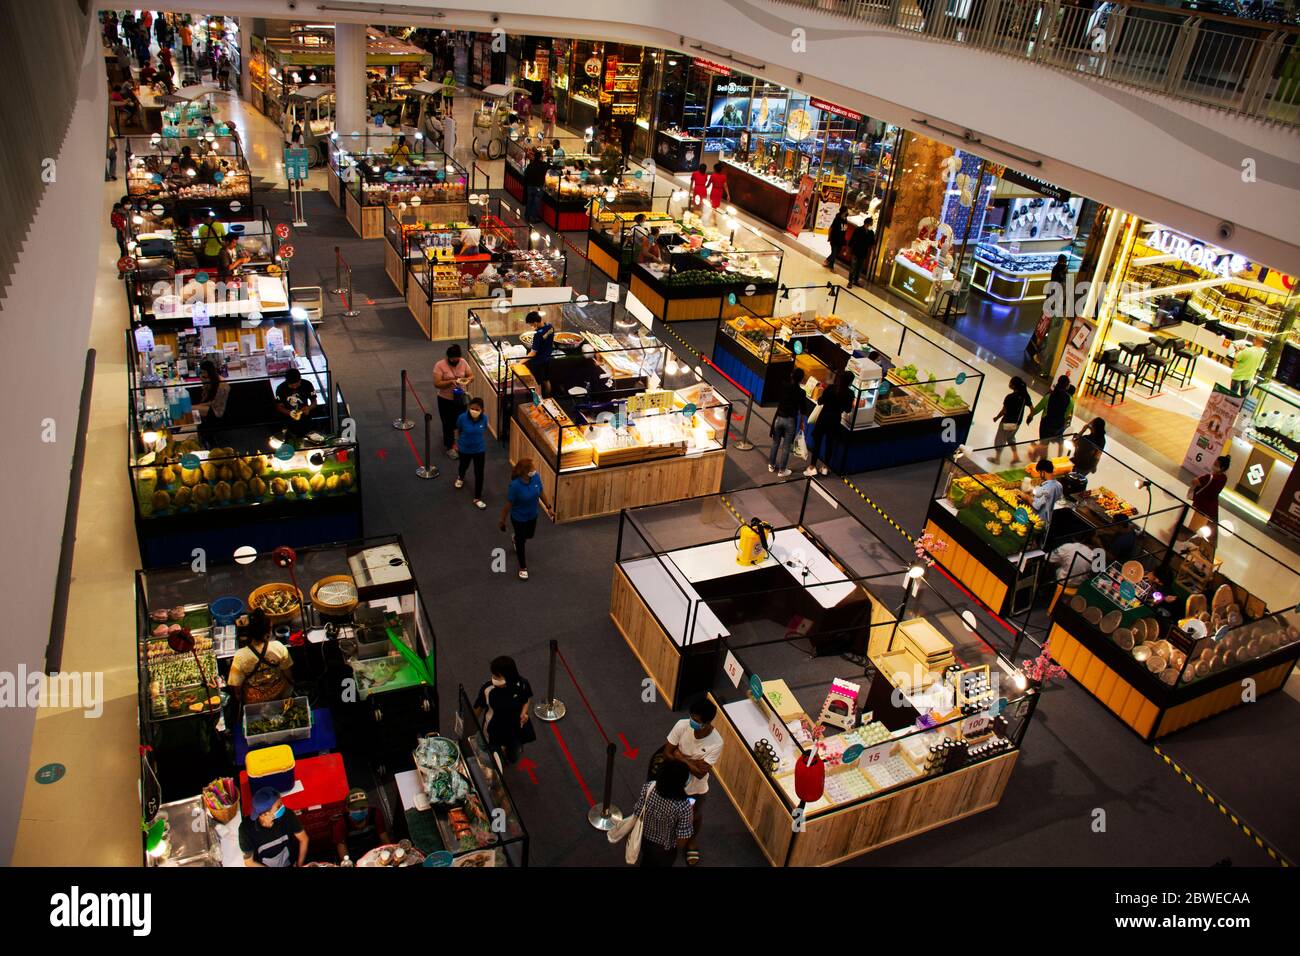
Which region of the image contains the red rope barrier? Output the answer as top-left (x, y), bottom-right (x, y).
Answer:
top-left (553, 646), bottom-right (611, 745)
top-left (405, 373), bottom-right (429, 416)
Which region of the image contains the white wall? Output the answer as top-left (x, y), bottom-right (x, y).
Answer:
top-left (179, 0), bottom-right (1300, 272)
top-left (0, 18), bottom-right (106, 863)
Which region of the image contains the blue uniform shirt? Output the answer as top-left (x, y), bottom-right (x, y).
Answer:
top-left (530, 323), bottom-right (554, 363)
top-left (456, 410), bottom-right (487, 454)
top-left (508, 473), bottom-right (543, 522)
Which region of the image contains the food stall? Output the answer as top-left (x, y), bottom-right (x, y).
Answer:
top-left (127, 317), bottom-right (361, 568)
top-left (541, 155), bottom-right (656, 232)
top-left (396, 201), bottom-right (569, 341)
top-left (137, 537), bottom-right (527, 867)
top-left (610, 479), bottom-right (1038, 865)
top-left (124, 132), bottom-right (252, 227)
top-left (344, 149), bottom-right (467, 240)
top-left (383, 194), bottom-right (525, 295)
top-left (124, 205), bottom-right (291, 330)
top-left (627, 210), bottom-right (782, 324)
top-left (586, 207), bottom-right (675, 283)
top-left (507, 339), bottom-right (729, 522)
top-left (1047, 531), bottom-right (1300, 741)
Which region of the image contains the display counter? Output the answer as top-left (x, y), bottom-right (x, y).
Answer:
top-left (383, 196), bottom-right (526, 296)
top-left (127, 317), bottom-right (361, 567)
top-left (627, 211), bottom-right (782, 324)
top-left (507, 353), bottom-right (728, 522)
top-left (541, 157), bottom-right (654, 232)
top-left (970, 242), bottom-right (1081, 304)
top-left (124, 132), bottom-right (252, 227)
top-left (340, 147), bottom-right (465, 239)
top-left (1222, 379), bottom-right (1300, 521)
top-left (888, 252), bottom-right (952, 311)
top-left (466, 298), bottom-right (650, 439)
top-left (1047, 547), bottom-right (1300, 740)
top-left (586, 208), bottom-right (676, 283)
top-left (503, 137), bottom-right (527, 203)
top-left (652, 127), bottom-right (703, 174)
top-left (610, 480), bottom-right (1037, 865)
top-left (135, 536), bottom-right (529, 867)
top-left (719, 157), bottom-right (800, 230)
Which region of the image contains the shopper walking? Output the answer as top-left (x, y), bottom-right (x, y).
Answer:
top-left (1188, 454), bottom-right (1230, 551)
top-left (454, 397), bottom-right (488, 508)
top-left (805, 370), bottom-right (853, 477)
top-left (663, 698), bottom-right (723, 866)
top-left (110, 200), bottom-right (128, 259)
top-left (627, 761), bottom-right (694, 867)
top-left (847, 220), bottom-right (877, 287)
top-left (433, 344), bottom-right (472, 459)
top-left (1071, 416), bottom-right (1107, 475)
top-left (540, 90), bottom-right (557, 141)
top-left (473, 656), bottom-right (536, 765)
top-left (441, 110), bottom-right (457, 163)
top-left (179, 21), bottom-right (193, 66)
top-left (499, 459), bottom-right (543, 580)
top-left (768, 367), bottom-right (806, 477)
top-left (706, 162), bottom-right (730, 225)
top-left (106, 136), bottom-right (118, 182)
top-left (992, 376), bottom-right (1032, 463)
top-left (825, 208), bottom-right (848, 270)
top-left (690, 163), bottom-right (710, 215)
top-left (523, 148), bottom-right (547, 224)
top-left (1026, 374), bottom-right (1074, 456)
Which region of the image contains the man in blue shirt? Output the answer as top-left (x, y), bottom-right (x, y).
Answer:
top-left (1031, 458), bottom-right (1064, 532)
top-left (523, 309), bottom-right (555, 397)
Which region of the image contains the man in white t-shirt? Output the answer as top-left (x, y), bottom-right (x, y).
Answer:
top-left (664, 698), bottom-right (723, 866)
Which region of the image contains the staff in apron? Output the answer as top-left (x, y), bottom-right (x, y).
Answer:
top-left (227, 609), bottom-right (294, 705)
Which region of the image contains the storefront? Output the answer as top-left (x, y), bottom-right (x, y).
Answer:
top-left (137, 537), bottom-right (529, 867)
top-left (128, 314), bottom-right (360, 568)
top-left (610, 479), bottom-right (1037, 865)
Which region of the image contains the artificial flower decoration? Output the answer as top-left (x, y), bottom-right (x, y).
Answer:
top-left (985, 521), bottom-right (1003, 535)
top-left (998, 510), bottom-right (1013, 523)
top-left (1010, 522), bottom-right (1028, 537)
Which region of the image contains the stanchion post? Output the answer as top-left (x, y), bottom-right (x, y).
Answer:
top-left (533, 639), bottom-right (567, 721)
top-left (587, 741), bottom-right (624, 831)
top-left (734, 391), bottom-right (756, 451)
top-left (415, 412), bottom-right (439, 479)
top-left (393, 369), bottom-right (415, 430)
top-left (342, 260), bottom-right (360, 317)
top-left (332, 246), bottom-right (345, 295)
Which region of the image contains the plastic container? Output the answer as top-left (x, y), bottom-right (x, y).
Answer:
top-left (243, 696), bottom-right (313, 747)
top-left (246, 744), bottom-right (296, 792)
top-left (210, 596), bottom-right (245, 626)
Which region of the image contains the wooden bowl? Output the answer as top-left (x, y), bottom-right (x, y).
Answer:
top-left (1069, 595), bottom-right (1087, 614)
top-left (1083, 606), bottom-right (1104, 627)
top-left (247, 583), bottom-right (303, 624)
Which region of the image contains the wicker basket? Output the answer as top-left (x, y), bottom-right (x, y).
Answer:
top-left (247, 583), bottom-right (303, 624)
top-left (310, 575), bottom-right (358, 616)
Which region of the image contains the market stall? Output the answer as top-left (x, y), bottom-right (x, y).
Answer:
top-left (610, 479), bottom-right (1037, 865)
top-left (541, 154), bottom-right (656, 232)
top-left (1047, 531), bottom-right (1300, 740)
top-left (586, 207), bottom-right (675, 283)
top-left (343, 149), bottom-right (467, 240)
top-left (127, 317), bottom-right (361, 567)
top-left (383, 194), bottom-right (525, 295)
top-left (506, 336), bottom-right (729, 522)
top-left (397, 203), bottom-right (569, 341)
top-left (627, 209), bottom-right (782, 324)
top-left (124, 205), bottom-right (291, 329)
top-left (135, 536), bottom-right (527, 867)
top-left (124, 131), bottom-right (252, 227)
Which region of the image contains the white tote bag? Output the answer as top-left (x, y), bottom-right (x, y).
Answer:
top-left (608, 783), bottom-right (651, 864)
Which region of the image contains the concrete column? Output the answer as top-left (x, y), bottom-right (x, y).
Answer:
top-left (334, 23), bottom-right (367, 137)
top-left (238, 18), bottom-right (252, 103)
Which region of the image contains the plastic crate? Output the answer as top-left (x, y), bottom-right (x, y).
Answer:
top-left (242, 697), bottom-right (313, 747)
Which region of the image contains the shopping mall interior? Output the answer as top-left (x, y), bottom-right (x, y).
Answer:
top-left (3, 1), bottom-right (1300, 884)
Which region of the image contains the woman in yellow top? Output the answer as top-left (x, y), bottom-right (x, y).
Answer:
top-left (389, 134), bottom-right (412, 166)
top-left (227, 609), bottom-right (294, 705)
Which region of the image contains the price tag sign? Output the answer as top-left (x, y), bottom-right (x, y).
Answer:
top-left (723, 650), bottom-right (743, 688)
top-left (279, 244), bottom-right (296, 260)
top-left (727, 292), bottom-right (737, 306)
top-left (605, 282), bottom-right (620, 303)
top-left (681, 403), bottom-right (697, 418)
top-left (748, 673), bottom-right (763, 703)
top-left (793, 340), bottom-right (803, 355)
top-left (1013, 506), bottom-right (1030, 526)
top-left (877, 380), bottom-right (890, 398)
top-left (1119, 581), bottom-right (1137, 601)
top-left (180, 453), bottom-right (202, 470)
top-left (275, 442), bottom-right (296, 461)
top-left (133, 326), bottom-right (155, 353)
top-left (275, 222), bottom-right (291, 240)
top-left (956, 372), bottom-right (967, 385)
top-left (841, 744), bottom-right (865, 765)
top-left (767, 716), bottom-right (787, 748)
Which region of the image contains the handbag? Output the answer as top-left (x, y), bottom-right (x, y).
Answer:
top-left (807, 404), bottom-right (823, 426)
top-left (608, 782), bottom-right (653, 865)
top-left (792, 428), bottom-right (808, 460)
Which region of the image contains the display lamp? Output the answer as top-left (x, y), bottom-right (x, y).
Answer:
top-left (233, 546), bottom-right (258, 565)
top-left (414, 131), bottom-right (423, 140)
top-left (1220, 518), bottom-right (1236, 533)
top-left (960, 609), bottom-right (979, 633)
top-left (268, 436), bottom-right (284, 450)
top-left (309, 73), bottom-right (317, 82)
top-left (1012, 672), bottom-right (1029, 691)
top-left (1196, 525), bottom-right (1213, 540)
top-left (133, 214), bottom-right (145, 225)
top-left (272, 546), bottom-right (311, 636)
top-left (1063, 439), bottom-right (1075, 456)
top-left (727, 206), bottom-right (737, 217)
top-left (906, 564), bottom-right (926, 596)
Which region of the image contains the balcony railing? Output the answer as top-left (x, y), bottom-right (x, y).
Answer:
top-left (773, 0), bottom-right (1300, 127)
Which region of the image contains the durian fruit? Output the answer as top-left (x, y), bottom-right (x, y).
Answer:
top-left (309, 473), bottom-right (326, 494)
top-left (325, 474), bottom-right (340, 493)
top-left (214, 480), bottom-right (232, 502)
top-left (291, 475), bottom-right (311, 496)
top-left (160, 465), bottom-right (177, 486)
top-left (249, 456), bottom-right (268, 476)
top-left (173, 486), bottom-right (192, 508)
top-left (237, 462), bottom-right (253, 483)
top-left (270, 477), bottom-right (289, 497)
top-left (218, 465), bottom-right (234, 483)
top-left (250, 476), bottom-right (267, 498)
top-left (338, 471), bottom-right (354, 490)
top-left (232, 480), bottom-right (247, 501)
top-left (200, 461), bottom-right (217, 481)
top-left (192, 483), bottom-right (213, 507)
top-left (151, 490), bottom-right (171, 512)
top-left (181, 467), bottom-right (201, 487)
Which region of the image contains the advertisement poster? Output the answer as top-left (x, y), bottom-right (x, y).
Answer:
top-left (1267, 464), bottom-right (1300, 541)
top-left (813, 174), bottom-right (846, 235)
top-left (1053, 316), bottom-right (1095, 388)
top-left (1181, 386), bottom-right (1245, 477)
top-left (787, 174), bottom-right (816, 237)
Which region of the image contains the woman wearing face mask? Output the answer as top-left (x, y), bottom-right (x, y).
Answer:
top-left (473, 655), bottom-right (536, 765)
top-left (454, 397), bottom-right (488, 508)
top-left (499, 458), bottom-right (543, 580)
top-left (334, 788), bottom-right (390, 862)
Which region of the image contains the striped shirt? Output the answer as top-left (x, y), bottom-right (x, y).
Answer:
top-left (633, 783), bottom-right (694, 851)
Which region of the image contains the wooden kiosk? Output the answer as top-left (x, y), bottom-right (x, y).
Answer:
top-left (609, 479), bottom-right (1037, 865)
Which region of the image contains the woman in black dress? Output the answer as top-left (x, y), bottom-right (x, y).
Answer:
top-left (473, 656), bottom-right (535, 765)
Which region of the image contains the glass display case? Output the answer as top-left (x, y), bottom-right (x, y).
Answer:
top-left (126, 317), bottom-right (361, 567)
top-left (1240, 380), bottom-right (1300, 462)
top-left (503, 136), bottom-right (529, 201)
top-left (540, 154), bottom-right (654, 230)
top-left (586, 208), bottom-right (676, 282)
top-left (970, 241), bottom-right (1083, 304)
top-left (720, 314), bottom-right (790, 365)
top-left (347, 153), bottom-right (466, 208)
top-left (383, 195), bottom-right (531, 295)
top-left (124, 133), bottom-right (252, 225)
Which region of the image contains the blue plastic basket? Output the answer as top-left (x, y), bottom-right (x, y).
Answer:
top-left (210, 596), bottom-right (245, 626)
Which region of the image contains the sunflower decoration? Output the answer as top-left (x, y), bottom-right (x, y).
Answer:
top-left (1029, 514), bottom-right (1045, 531)
top-left (985, 521), bottom-right (1003, 536)
top-left (980, 499), bottom-right (1000, 513)
top-left (1010, 522), bottom-right (1028, 537)
top-left (997, 509), bottom-right (1013, 523)
top-left (996, 490), bottom-right (1020, 509)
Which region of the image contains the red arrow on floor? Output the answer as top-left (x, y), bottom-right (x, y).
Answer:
top-left (618, 733), bottom-right (639, 760)
top-left (517, 757), bottom-right (539, 785)
top-left (375, 448), bottom-right (388, 460)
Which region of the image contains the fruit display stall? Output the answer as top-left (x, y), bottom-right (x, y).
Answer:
top-left (627, 211), bottom-right (782, 324)
top-left (136, 536), bottom-right (531, 867)
top-left (1045, 526), bottom-right (1300, 741)
top-left (126, 318), bottom-right (362, 568)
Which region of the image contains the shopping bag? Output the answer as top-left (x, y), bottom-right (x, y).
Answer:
top-left (608, 812), bottom-right (639, 844)
top-left (792, 429), bottom-right (808, 460)
top-left (623, 815), bottom-right (644, 865)
top-left (807, 404), bottom-right (823, 426)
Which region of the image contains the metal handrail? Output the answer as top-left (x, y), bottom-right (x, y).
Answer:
top-left (771, 0), bottom-right (1300, 127)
